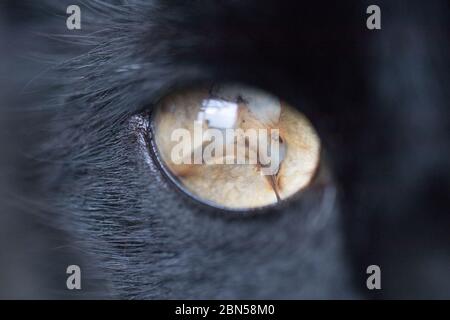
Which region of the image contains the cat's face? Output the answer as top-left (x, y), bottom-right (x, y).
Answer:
top-left (1, 0), bottom-right (449, 299)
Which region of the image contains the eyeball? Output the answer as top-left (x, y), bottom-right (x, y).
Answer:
top-left (150, 83), bottom-right (321, 210)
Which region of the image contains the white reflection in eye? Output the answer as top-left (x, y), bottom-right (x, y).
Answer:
top-left (151, 83), bottom-right (321, 210)
top-left (198, 98), bottom-right (238, 129)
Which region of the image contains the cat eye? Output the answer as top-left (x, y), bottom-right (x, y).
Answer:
top-left (150, 83), bottom-right (321, 211)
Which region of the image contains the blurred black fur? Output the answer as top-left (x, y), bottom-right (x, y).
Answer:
top-left (0, 0), bottom-right (449, 298)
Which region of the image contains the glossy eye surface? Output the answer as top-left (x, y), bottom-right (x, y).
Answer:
top-left (151, 84), bottom-right (321, 210)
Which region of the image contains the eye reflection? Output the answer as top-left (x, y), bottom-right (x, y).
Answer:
top-left (151, 84), bottom-right (321, 210)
